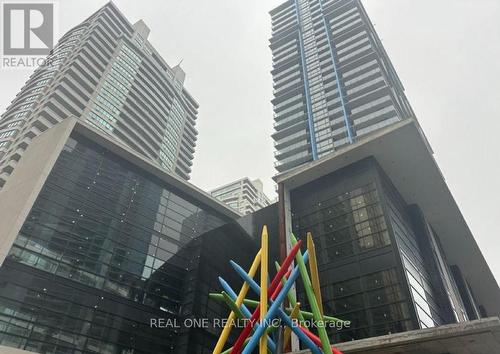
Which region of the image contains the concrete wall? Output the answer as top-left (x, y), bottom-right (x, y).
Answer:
top-left (0, 118), bottom-right (76, 266)
top-left (0, 346), bottom-right (38, 354)
top-left (291, 317), bottom-right (500, 354)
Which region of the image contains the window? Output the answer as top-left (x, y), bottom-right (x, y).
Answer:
top-left (0, 130), bottom-right (16, 138)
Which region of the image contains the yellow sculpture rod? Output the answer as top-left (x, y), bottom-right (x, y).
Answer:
top-left (283, 302), bottom-right (301, 349)
top-left (213, 249), bottom-right (261, 354)
top-left (307, 232), bottom-right (324, 316)
top-left (259, 225), bottom-right (269, 354)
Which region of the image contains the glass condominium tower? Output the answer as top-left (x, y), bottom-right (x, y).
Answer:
top-left (270, 0), bottom-right (415, 172)
top-left (0, 2), bottom-right (198, 187)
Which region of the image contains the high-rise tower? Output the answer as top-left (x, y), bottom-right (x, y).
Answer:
top-left (0, 2), bottom-right (198, 187)
top-left (270, 0), bottom-right (415, 172)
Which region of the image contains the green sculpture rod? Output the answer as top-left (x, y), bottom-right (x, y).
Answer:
top-left (290, 233), bottom-right (333, 354)
top-left (221, 291), bottom-right (246, 320)
top-left (220, 292), bottom-right (274, 354)
top-left (209, 293), bottom-right (344, 323)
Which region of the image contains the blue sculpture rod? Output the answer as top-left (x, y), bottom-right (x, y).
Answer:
top-left (229, 255), bottom-right (322, 354)
top-left (218, 277), bottom-right (277, 353)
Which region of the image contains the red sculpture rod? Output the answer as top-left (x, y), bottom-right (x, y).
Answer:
top-left (267, 277), bottom-right (323, 346)
top-left (230, 267), bottom-right (294, 353)
top-left (232, 254), bottom-right (324, 353)
top-left (230, 240), bottom-right (303, 354)
top-left (296, 325), bottom-right (345, 354)
top-left (298, 324), bottom-right (321, 346)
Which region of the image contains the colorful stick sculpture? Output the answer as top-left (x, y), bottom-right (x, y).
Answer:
top-left (210, 226), bottom-right (348, 354)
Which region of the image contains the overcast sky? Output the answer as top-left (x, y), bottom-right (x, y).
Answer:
top-left (0, 0), bottom-right (499, 283)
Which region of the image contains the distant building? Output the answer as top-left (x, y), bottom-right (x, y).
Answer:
top-left (0, 2), bottom-right (198, 188)
top-left (211, 178), bottom-right (272, 215)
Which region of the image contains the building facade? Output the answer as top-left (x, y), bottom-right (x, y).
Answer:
top-left (0, 2), bottom-right (198, 188)
top-left (275, 120), bottom-right (500, 347)
top-left (290, 158), bottom-right (465, 341)
top-left (0, 119), bottom-right (497, 354)
top-left (0, 118), bottom-right (242, 354)
top-left (270, 0), bottom-right (414, 172)
top-left (210, 178), bottom-right (272, 215)
top-left (173, 204), bottom-right (280, 354)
